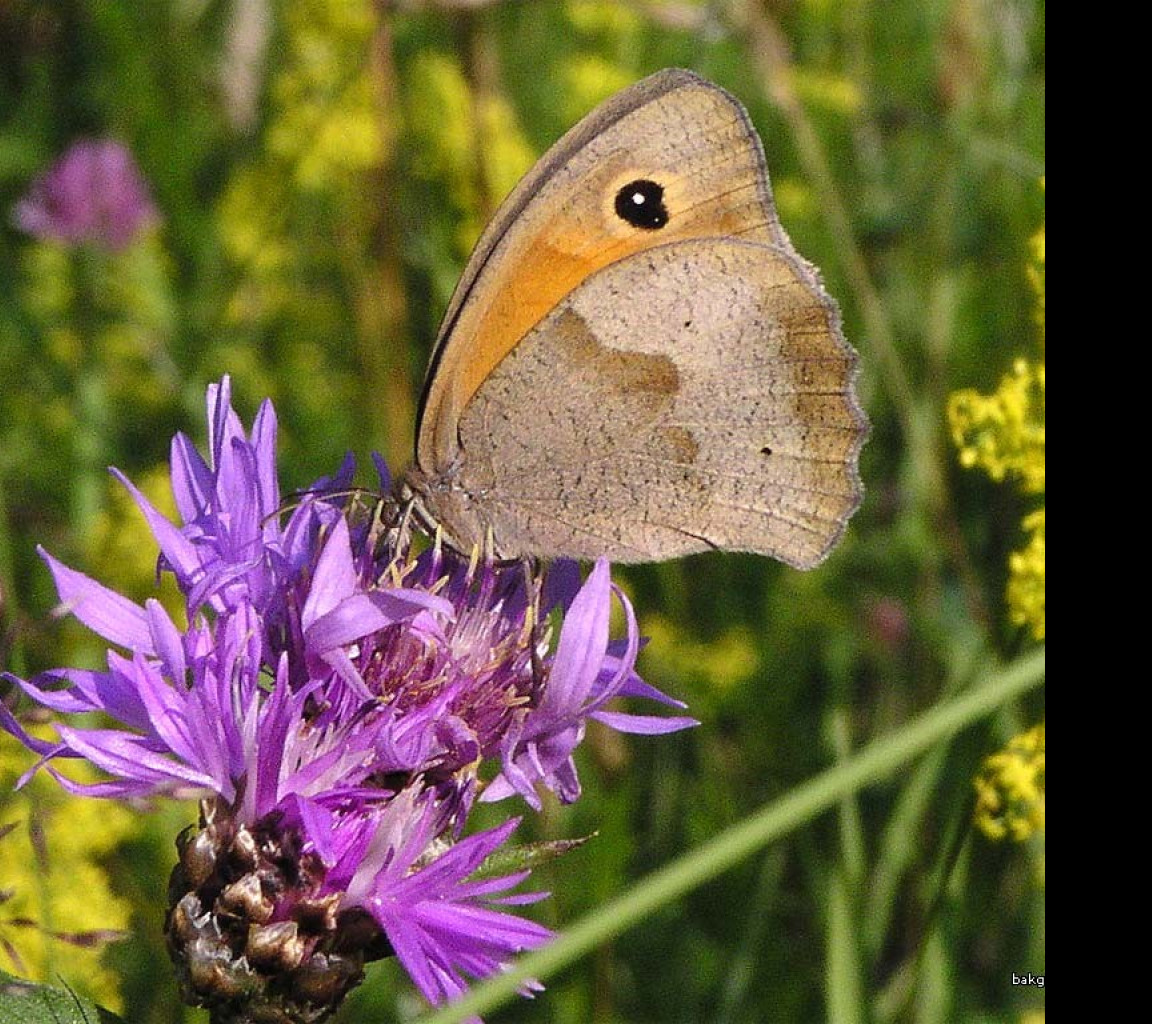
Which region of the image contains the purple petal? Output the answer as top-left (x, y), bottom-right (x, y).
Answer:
top-left (250, 399), bottom-right (280, 534)
top-left (371, 451), bottom-right (392, 492)
top-left (54, 724), bottom-right (222, 793)
top-left (589, 710), bottom-right (699, 734)
top-left (610, 667), bottom-right (689, 708)
top-left (0, 697), bottom-right (61, 755)
top-left (44, 768), bottom-right (158, 799)
top-left (306, 591), bottom-right (450, 654)
top-left (169, 431), bottom-right (215, 524)
top-left (206, 377), bottom-right (235, 471)
top-left (541, 559), bottom-right (581, 614)
top-left (301, 518), bottom-right (358, 629)
top-left (39, 547), bottom-right (153, 652)
top-left (541, 559), bottom-right (610, 715)
top-left (146, 599), bottom-right (187, 684)
top-left (112, 469), bottom-right (202, 586)
top-left (5, 669), bottom-right (100, 714)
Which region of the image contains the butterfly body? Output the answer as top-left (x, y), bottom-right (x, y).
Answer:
top-left (402, 69), bottom-right (867, 568)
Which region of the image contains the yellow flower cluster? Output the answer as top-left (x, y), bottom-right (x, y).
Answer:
top-left (217, 0), bottom-right (387, 323)
top-left (640, 614), bottom-right (760, 693)
top-left (269, 0), bottom-right (387, 190)
top-left (404, 52), bottom-right (536, 259)
top-left (0, 743), bottom-right (137, 1012)
top-left (973, 724), bottom-right (1045, 842)
top-left (948, 357), bottom-right (1045, 493)
top-left (948, 187), bottom-right (1045, 639)
top-left (1007, 509), bottom-right (1045, 639)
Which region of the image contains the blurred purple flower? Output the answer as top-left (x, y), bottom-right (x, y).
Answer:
top-left (12, 138), bottom-right (157, 250)
top-left (1, 377), bottom-right (695, 1020)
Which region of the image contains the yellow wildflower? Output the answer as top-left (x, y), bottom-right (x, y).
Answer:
top-left (948, 357), bottom-right (1045, 494)
top-left (0, 741), bottom-right (137, 1012)
top-left (973, 724), bottom-right (1045, 842)
top-left (1007, 509), bottom-right (1045, 640)
top-left (948, 182), bottom-right (1045, 638)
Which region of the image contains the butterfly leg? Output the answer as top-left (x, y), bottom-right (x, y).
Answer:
top-left (520, 555), bottom-right (548, 698)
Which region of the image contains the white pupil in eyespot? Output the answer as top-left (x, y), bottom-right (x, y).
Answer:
top-left (614, 178), bottom-right (668, 229)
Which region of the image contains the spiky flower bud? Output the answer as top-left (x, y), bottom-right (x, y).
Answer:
top-left (165, 800), bottom-right (382, 1023)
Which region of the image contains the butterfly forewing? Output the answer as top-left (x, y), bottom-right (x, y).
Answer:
top-left (404, 69), bottom-right (868, 567)
top-left (416, 69), bottom-right (781, 475)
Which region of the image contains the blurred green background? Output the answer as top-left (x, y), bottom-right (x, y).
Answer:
top-left (0, 1), bottom-right (1044, 1022)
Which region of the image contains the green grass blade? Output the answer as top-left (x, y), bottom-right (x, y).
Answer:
top-left (416, 647), bottom-right (1045, 1024)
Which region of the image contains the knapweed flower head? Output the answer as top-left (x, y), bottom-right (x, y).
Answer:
top-left (12, 138), bottom-right (158, 251)
top-left (1, 378), bottom-right (694, 1023)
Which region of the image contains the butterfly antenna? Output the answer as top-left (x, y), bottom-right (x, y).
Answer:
top-left (268, 486), bottom-right (380, 530)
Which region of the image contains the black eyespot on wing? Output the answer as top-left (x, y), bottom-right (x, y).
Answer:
top-left (615, 179), bottom-right (668, 230)
top-left (760, 445), bottom-right (773, 456)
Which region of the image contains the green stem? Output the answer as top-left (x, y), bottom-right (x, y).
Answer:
top-left (0, 471), bottom-right (21, 676)
top-left (71, 247), bottom-right (110, 541)
top-left (416, 646), bottom-right (1045, 1024)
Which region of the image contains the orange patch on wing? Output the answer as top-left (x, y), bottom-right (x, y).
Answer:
top-left (421, 205), bottom-right (768, 470)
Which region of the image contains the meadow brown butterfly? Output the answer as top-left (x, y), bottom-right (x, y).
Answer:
top-left (400, 69), bottom-right (867, 569)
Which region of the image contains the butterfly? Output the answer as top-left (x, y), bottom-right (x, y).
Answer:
top-left (400, 69), bottom-right (867, 569)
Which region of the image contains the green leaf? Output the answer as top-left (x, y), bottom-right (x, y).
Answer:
top-left (473, 833), bottom-right (597, 879)
top-left (0, 972), bottom-right (124, 1024)
top-left (825, 869), bottom-right (865, 1024)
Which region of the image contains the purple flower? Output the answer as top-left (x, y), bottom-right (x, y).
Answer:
top-left (1, 377), bottom-right (695, 1020)
top-left (483, 559), bottom-right (697, 810)
top-left (12, 138), bottom-right (157, 250)
top-left (347, 789), bottom-right (550, 1011)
